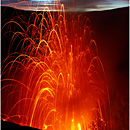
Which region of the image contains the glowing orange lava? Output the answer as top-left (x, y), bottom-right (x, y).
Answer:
top-left (1, 3), bottom-right (111, 130)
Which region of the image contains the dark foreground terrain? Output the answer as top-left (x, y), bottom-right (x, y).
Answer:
top-left (1, 120), bottom-right (40, 130)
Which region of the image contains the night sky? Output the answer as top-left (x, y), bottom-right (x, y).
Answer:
top-left (1, 0), bottom-right (129, 11)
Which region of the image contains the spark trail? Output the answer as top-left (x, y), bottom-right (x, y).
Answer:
top-left (1, 4), bottom-right (111, 130)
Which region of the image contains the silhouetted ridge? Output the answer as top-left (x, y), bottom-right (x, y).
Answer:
top-left (1, 120), bottom-right (41, 130)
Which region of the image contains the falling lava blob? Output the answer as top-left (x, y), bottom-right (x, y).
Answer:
top-left (1, 4), bottom-right (111, 130)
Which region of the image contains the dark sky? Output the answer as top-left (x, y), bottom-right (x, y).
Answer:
top-left (1, 0), bottom-right (129, 11)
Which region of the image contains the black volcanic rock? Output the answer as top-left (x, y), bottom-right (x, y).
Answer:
top-left (1, 120), bottom-right (40, 130)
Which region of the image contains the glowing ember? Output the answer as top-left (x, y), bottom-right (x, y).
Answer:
top-left (1, 3), bottom-right (111, 130)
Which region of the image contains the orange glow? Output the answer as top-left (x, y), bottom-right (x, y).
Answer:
top-left (78, 123), bottom-right (81, 130)
top-left (1, 2), bottom-right (111, 130)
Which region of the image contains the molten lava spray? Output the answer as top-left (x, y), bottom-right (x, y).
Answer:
top-left (1, 3), bottom-right (111, 130)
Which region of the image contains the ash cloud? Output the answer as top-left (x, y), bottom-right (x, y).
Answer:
top-left (1, 0), bottom-right (129, 12)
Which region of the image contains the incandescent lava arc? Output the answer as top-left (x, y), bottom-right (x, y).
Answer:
top-left (1, 3), bottom-right (111, 130)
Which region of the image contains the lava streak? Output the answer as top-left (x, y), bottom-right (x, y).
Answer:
top-left (1, 4), bottom-right (111, 130)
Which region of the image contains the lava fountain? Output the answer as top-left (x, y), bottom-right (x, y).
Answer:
top-left (1, 3), bottom-right (111, 130)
